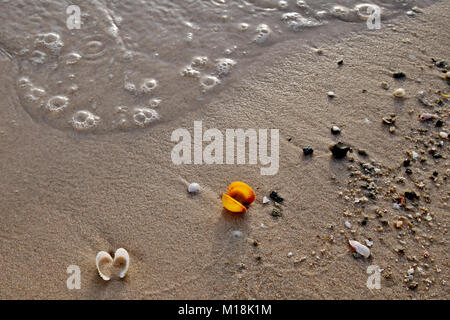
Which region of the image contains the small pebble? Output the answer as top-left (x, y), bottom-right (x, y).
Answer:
top-left (271, 208), bottom-right (282, 217)
top-left (395, 221), bottom-right (403, 229)
top-left (393, 88), bottom-right (406, 98)
top-left (331, 126), bottom-right (341, 135)
top-left (327, 91), bottom-right (335, 98)
top-left (330, 142), bottom-right (350, 159)
top-left (393, 71), bottom-right (406, 79)
top-left (270, 191), bottom-right (284, 203)
top-left (232, 230), bottom-right (243, 238)
top-left (263, 196), bottom-right (270, 204)
top-left (381, 81), bottom-right (390, 90)
top-left (435, 119), bottom-right (444, 127)
top-left (303, 146), bottom-right (314, 156)
top-left (188, 183), bottom-right (200, 193)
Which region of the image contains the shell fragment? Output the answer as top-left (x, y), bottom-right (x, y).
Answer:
top-left (349, 239), bottom-right (371, 258)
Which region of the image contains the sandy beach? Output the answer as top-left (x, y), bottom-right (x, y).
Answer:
top-left (0, 1), bottom-right (448, 299)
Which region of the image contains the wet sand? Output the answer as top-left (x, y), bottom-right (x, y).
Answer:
top-left (0, 2), bottom-right (448, 299)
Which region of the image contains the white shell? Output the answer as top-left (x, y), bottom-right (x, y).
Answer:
top-left (263, 196), bottom-right (270, 204)
top-left (232, 230), bottom-right (243, 238)
top-left (349, 239), bottom-right (371, 258)
top-left (188, 182), bottom-right (200, 193)
top-left (114, 248), bottom-right (130, 279)
top-left (96, 251), bottom-right (113, 281)
top-left (327, 91), bottom-right (335, 97)
top-left (419, 113), bottom-right (437, 121)
top-left (365, 239), bottom-right (373, 247)
top-left (393, 88), bottom-right (406, 98)
top-left (95, 248), bottom-right (130, 281)
top-left (439, 132), bottom-right (448, 139)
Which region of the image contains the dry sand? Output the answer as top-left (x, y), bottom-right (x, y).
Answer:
top-left (0, 2), bottom-right (448, 299)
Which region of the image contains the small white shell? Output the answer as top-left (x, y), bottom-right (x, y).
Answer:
top-left (327, 91), bottom-right (335, 98)
top-left (349, 239), bottom-right (371, 258)
top-left (232, 230), bottom-right (243, 238)
top-left (114, 248), bottom-right (130, 279)
top-left (96, 251), bottom-right (113, 281)
top-left (263, 196), bottom-right (270, 204)
top-left (95, 248), bottom-right (130, 281)
top-left (393, 88), bottom-right (406, 98)
top-left (419, 113), bottom-right (437, 121)
top-left (188, 182), bottom-right (200, 193)
top-left (439, 132), bottom-right (448, 139)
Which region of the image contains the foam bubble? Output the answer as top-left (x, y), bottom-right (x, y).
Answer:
top-left (215, 58), bottom-right (236, 77)
top-left (191, 56), bottom-right (209, 68)
top-left (181, 66), bottom-right (201, 78)
top-left (296, 0), bottom-right (313, 15)
top-left (81, 36), bottom-right (108, 61)
top-left (35, 32), bottom-right (64, 55)
top-left (254, 24), bottom-right (271, 44)
top-left (65, 52), bottom-right (82, 65)
top-left (21, 82), bottom-right (46, 103)
top-left (71, 110), bottom-right (100, 131)
top-left (140, 78), bottom-right (158, 93)
top-left (46, 95), bottom-right (69, 113)
top-left (17, 77), bottom-right (32, 89)
top-left (355, 4), bottom-right (380, 21)
top-left (238, 23), bottom-right (250, 32)
top-left (132, 107), bottom-right (159, 127)
top-left (30, 50), bottom-right (47, 64)
top-left (115, 105), bottom-right (129, 114)
top-left (281, 12), bottom-right (322, 31)
top-left (124, 81), bottom-right (137, 94)
top-left (149, 98), bottom-right (161, 107)
top-left (200, 75), bottom-right (221, 90)
top-left (330, 5), bottom-right (355, 22)
top-left (278, 1), bottom-right (288, 10)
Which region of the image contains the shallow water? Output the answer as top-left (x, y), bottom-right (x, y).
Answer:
top-left (0, 0), bottom-right (439, 133)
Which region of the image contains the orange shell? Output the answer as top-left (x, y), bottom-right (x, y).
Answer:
top-left (227, 181), bottom-right (256, 205)
top-left (222, 193), bottom-right (247, 213)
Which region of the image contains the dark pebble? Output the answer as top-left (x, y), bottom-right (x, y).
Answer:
top-left (330, 142), bottom-right (350, 159)
top-left (352, 252), bottom-right (361, 259)
top-left (303, 146), bottom-right (314, 156)
top-left (393, 71), bottom-right (406, 79)
top-left (331, 126), bottom-right (341, 135)
top-left (403, 159), bottom-right (411, 167)
top-left (405, 168), bottom-right (413, 175)
top-left (408, 281), bottom-right (419, 290)
top-left (358, 149), bottom-right (368, 156)
top-left (270, 191), bottom-right (284, 203)
top-left (337, 60), bottom-right (344, 66)
top-left (271, 208), bottom-right (282, 217)
top-left (436, 61), bottom-right (448, 69)
top-left (435, 119), bottom-right (444, 127)
top-left (361, 217), bottom-right (368, 226)
top-left (405, 191), bottom-right (419, 200)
